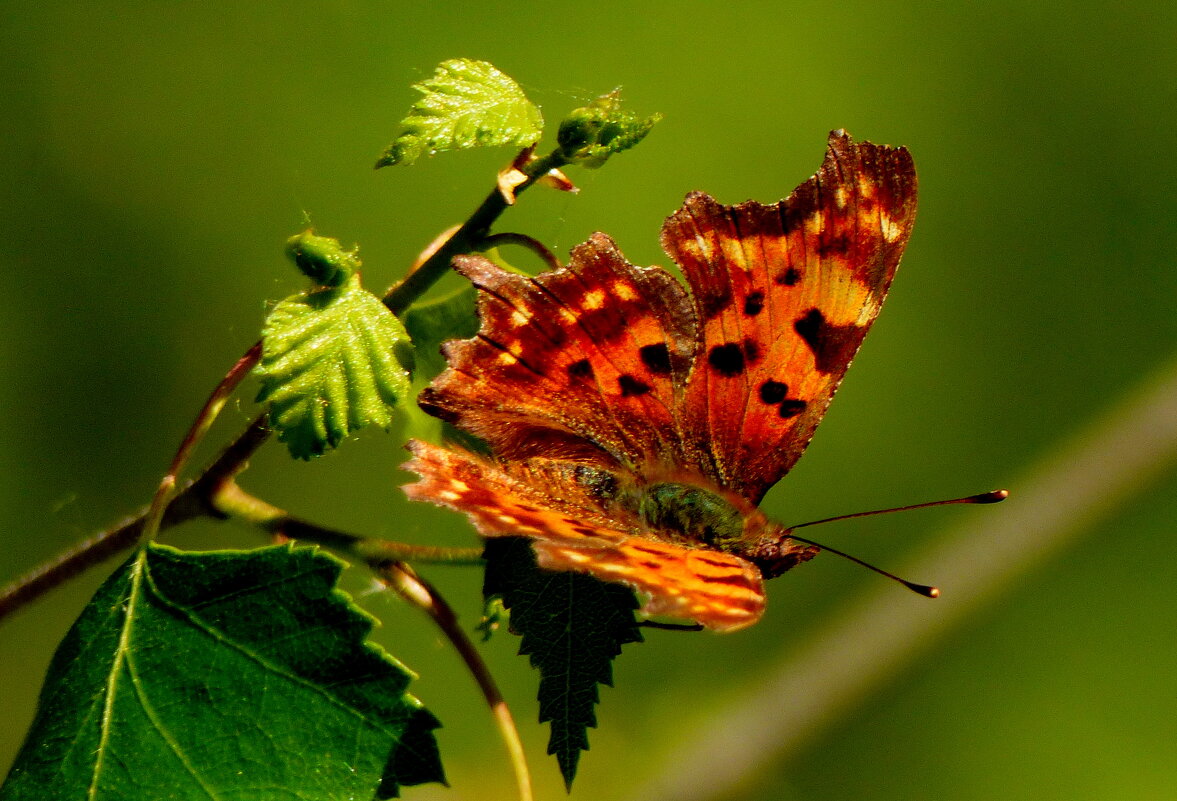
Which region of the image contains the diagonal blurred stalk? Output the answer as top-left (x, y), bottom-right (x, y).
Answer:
top-left (627, 355), bottom-right (1177, 801)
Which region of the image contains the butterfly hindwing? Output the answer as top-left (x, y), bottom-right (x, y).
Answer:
top-left (535, 538), bottom-right (764, 631)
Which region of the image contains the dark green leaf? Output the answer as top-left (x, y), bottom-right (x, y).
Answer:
top-left (556, 90), bottom-right (662, 168)
top-left (376, 59), bottom-right (543, 168)
top-left (256, 270), bottom-right (413, 459)
top-left (0, 544), bottom-right (444, 801)
top-left (483, 538), bottom-right (643, 789)
top-left (402, 283), bottom-right (478, 378)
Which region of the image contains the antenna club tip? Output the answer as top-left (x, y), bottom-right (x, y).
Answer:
top-left (900, 580), bottom-right (939, 598)
top-left (972, 489), bottom-right (1009, 504)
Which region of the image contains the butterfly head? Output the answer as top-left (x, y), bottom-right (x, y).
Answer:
top-left (739, 521), bottom-right (821, 579)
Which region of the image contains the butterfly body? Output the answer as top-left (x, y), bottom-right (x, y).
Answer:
top-left (405, 130), bottom-right (917, 631)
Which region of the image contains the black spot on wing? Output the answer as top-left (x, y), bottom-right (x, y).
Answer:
top-left (757, 379), bottom-right (808, 418)
top-left (639, 342), bottom-right (672, 375)
top-left (743, 291), bottom-right (765, 316)
top-left (774, 266), bottom-right (802, 286)
top-left (816, 232), bottom-right (852, 258)
top-left (708, 343), bottom-right (745, 377)
top-left (778, 399), bottom-right (807, 418)
top-left (794, 308), bottom-right (865, 374)
top-left (567, 358), bottom-right (593, 380)
top-left (618, 374), bottom-right (653, 397)
top-left (699, 287), bottom-right (734, 320)
top-left (759, 380), bottom-right (788, 404)
top-left (741, 338), bottom-right (761, 364)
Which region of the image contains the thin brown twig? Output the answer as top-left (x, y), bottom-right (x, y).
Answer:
top-left (139, 341), bottom-right (263, 545)
top-left (377, 561), bottom-right (533, 801)
top-left (0, 417), bottom-right (272, 622)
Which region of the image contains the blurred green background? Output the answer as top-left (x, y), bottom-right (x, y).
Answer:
top-left (3, 2), bottom-right (1176, 799)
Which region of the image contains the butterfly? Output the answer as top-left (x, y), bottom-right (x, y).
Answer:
top-left (403, 130), bottom-right (917, 631)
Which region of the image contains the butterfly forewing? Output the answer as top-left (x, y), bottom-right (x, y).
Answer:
top-left (419, 237), bottom-right (696, 468)
top-left (662, 130), bottom-right (917, 503)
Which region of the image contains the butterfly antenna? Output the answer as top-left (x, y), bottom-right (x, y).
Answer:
top-left (789, 489), bottom-right (1008, 531)
top-left (785, 532), bottom-right (940, 597)
top-left (784, 489), bottom-right (1009, 598)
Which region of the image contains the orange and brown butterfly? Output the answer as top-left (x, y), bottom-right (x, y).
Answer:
top-left (402, 130), bottom-right (917, 631)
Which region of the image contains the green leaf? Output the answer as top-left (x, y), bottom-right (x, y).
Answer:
top-left (402, 282), bottom-right (478, 378)
top-left (483, 538), bottom-right (643, 789)
top-left (256, 269), bottom-right (413, 459)
top-left (376, 59), bottom-right (543, 168)
top-left (0, 544), bottom-right (444, 801)
top-left (556, 90), bottom-right (662, 168)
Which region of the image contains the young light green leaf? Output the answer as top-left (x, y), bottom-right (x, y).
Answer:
top-left (556, 90), bottom-right (662, 168)
top-left (285, 229), bottom-right (361, 287)
top-left (0, 544), bottom-right (445, 801)
top-left (482, 538), bottom-right (643, 790)
top-left (376, 59), bottom-right (544, 168)
top-left (256, 268), bottom-right (413, 459)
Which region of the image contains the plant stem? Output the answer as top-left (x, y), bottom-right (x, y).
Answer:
top-left (139, 341), bottom-right (263, 546)
top-left (383, 149), bottom-right (568, 315)
top-left (211, 481), bottom-right (485, 565)
top-left (0, 149), bottom-right (565, 619)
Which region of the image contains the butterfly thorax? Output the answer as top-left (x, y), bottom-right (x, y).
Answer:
top-left (627, 480), bottom-right (818, 578)
top-left (635, 482), bottom-right (746, 550)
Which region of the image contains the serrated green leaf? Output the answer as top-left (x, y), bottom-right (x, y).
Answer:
top-left (556, 90), bottom-right (661, 169)
top-left (376, 59), bottom-right (543, 168)
top-left (256, 272), bottom-right (413, 459)
top-left (0, 544), bottom-right (444, 801)
top-left (483, 538), bottom-right (643, 789)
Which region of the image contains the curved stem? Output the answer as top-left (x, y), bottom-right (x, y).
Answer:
top-left (378, 562), bottom-right (533, 801)
top-left (482, 232), bottom-right (563, 271)
top-left (139, 341), bottom-right (263, 545)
